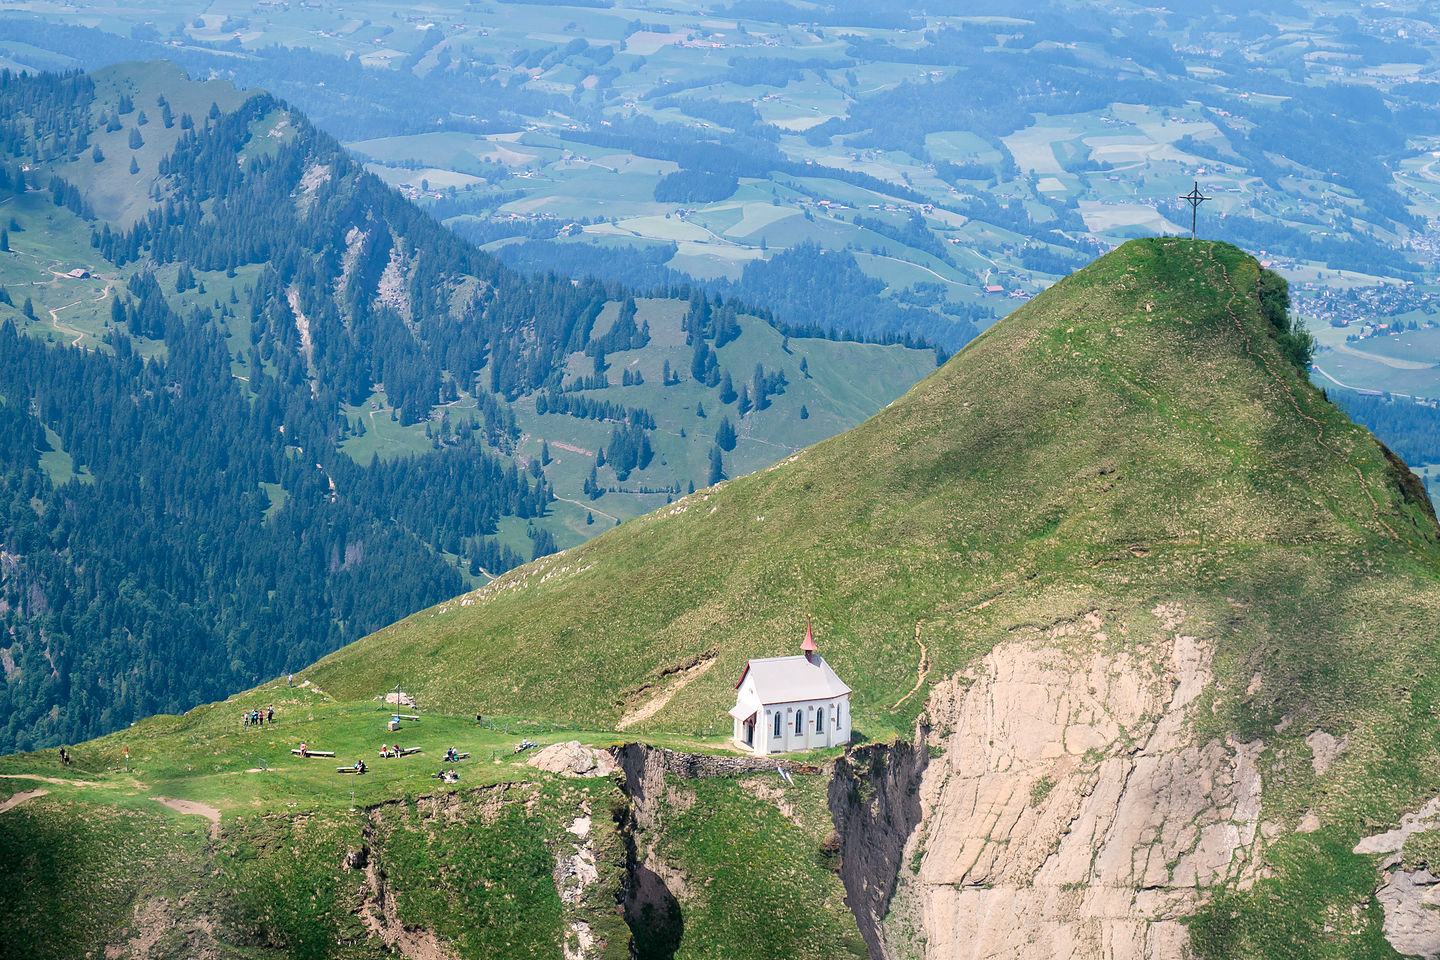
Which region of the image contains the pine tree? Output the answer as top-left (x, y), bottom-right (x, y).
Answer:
top-left (92, 145), bottom-right (104, 163)
top-left (800, 404), bottom-right (809, 420)
top-left (129, 157), bottom-right (139, 174)
top-left (586, 511), bottom-right (593, 525)
top-left (695, 401), bottom-right (705, 418)
top-left (720, 372), bottom-right (736, 404)
top-left (128, 128), bottom-right (144, 149)
top-left (738, 384), bottom-right (752, 417)
top-left (540, 441), bottom-right (551, 465)
top-left (708, 445), bottom-right (725, 485)
top-left (0, 230), bottom-right (8, 253)
top-left (716, 416), bottom-right (737, 452)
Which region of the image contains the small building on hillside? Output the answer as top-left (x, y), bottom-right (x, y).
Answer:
top-left (729, 621), bottom-right (851, 755)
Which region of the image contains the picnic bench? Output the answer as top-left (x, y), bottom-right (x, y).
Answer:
top-left (292, 748), bottom-right (336, 758)
top-left (398, 746), bottom-right (423, 757)
top-left (392, 714), bottom-right (421, 721)
top-left (336, 765), bottom-right (364, 774)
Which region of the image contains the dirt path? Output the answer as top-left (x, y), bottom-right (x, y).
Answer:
top-left (0, 789), bottom-right (48, 814)
top-left (44, 281), bottom-right (112, 348)
top-left (0, 773), bottom-right (101, 787)
top-left (891, 622), bottom-right (930, 709)
top-left (48, 298), bottom-right (87, 347)
top-left (553, 494), bottom-right (618, 523)
top-left (154, 797), bottom-right (221, 840)
top-left (619, 655), bottom-right (717, 730)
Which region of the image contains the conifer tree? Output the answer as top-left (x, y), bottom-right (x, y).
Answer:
top-left (719, 372), bottom-right (736, 404)
top-left (708, 445), bottom-right (725, 485)
top-left (716, 416), bottom-right (736, 452)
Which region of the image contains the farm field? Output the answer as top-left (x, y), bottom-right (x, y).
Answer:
top-left (3, 0), bottom-right (1429, 362)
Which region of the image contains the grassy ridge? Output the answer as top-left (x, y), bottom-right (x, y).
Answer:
top-left (305, 239), bottom-right (1439, 744)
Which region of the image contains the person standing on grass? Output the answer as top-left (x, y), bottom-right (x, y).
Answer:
top-left (266, 706), bottom-right (274, 724)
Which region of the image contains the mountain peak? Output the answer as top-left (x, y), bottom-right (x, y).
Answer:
top-left (306, 238), bottom-right (1438, 738)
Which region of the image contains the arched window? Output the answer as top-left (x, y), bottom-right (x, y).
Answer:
top-left (795, 710), bottom-right (803, 735)
top-left (772, 711), bottom-right (781, 737)
top-left (816, 708), bottom-right (825, 734)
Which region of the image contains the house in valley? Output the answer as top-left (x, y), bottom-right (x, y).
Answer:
top-left (729, 620), bottom-right (851, 755)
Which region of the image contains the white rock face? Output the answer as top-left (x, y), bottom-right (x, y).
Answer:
top-left (1354, 798), bottom-right (1440, 958)
top-left (890, 605), bottom-right (1262, 960)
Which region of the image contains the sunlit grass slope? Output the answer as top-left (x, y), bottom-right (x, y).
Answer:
top-left (307, 238), bottom-right (1440, 748)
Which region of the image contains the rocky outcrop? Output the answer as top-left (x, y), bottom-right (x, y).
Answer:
top-left (529, 741), bottom-right (618, 778)
top-left (876, 605), bottom-right (1263, 960)
top-left (1354, 798), bottom-right (1440, 958)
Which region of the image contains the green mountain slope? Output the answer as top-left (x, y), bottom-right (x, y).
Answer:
top-left (0, 62), bottom-right (932, 752)
top-left (308, 238), bottom-right (1438, 742)
top-left (2, 239), bottom-right (1438, 960)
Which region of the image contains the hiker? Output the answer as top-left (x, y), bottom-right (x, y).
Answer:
top-left (355, 759), bottom-right (366, 775)
top-left (475, 713), bottom-right (483, 725)
top-left (288, 673), bottom-right (293, 687)
top-left (266, 706), bottom-right (274, 724)
top-left (299, 742), bottom-right (308, 758)
top-left (58, 747), bottom-right (70, 765)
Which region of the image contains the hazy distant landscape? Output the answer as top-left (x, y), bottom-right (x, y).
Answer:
top-left (4, 0), bottom-right (1439, 499)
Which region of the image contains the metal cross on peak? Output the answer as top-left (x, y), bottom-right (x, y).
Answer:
top-left (1179, 180), bottom-right (1211, 240)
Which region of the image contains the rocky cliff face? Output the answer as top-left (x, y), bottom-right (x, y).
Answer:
top-left (848, 604), bottom-right (1267, 960)
top-left (827, 737), bottom-right (930, 958)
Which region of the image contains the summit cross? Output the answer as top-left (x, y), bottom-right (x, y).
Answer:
top-left (1180, 181), bottom-right (1211, 240)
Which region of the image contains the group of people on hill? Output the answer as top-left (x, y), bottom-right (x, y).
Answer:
top-left (431, 768), bottom-right (460, 784)
top-left (242, 706), bottom-right (274, 727)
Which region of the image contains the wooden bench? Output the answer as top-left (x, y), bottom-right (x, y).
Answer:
top-left (291, 748), bottom-right (336, 758)
top-left (398, 746), bottom-right (423, 756)
top-left (392, 714), bottom-right (421, 721)
top-left (336, 765), bottom-right (360, 774)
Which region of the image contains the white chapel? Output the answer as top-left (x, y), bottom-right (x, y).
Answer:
top-left (729, 620), bottom-right (852, 755)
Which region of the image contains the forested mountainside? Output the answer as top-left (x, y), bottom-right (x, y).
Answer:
top-left (1, 240), bottom-right (1436, 960)
top-left (0, 62), bottom-right (933, 753)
